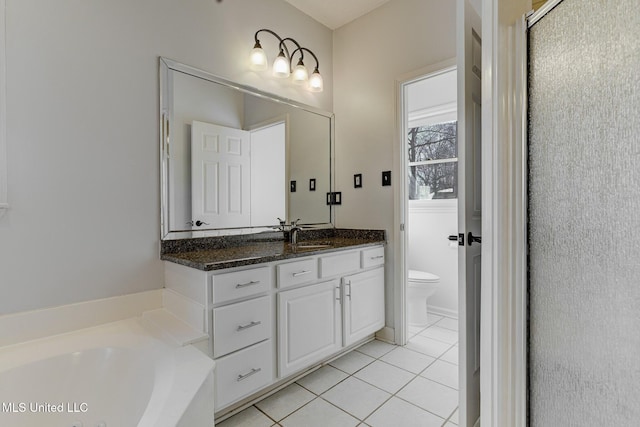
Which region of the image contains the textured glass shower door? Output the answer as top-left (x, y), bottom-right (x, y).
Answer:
top-left (528, 0), bottom-right (640, 426)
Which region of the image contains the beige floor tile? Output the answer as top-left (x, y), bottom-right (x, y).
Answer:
top-left (297, 365), bottom-right (349, 395)
top-left (380, 347), bottom-right (436, 374)
top-left (322, 376), bottom-right (391, 420)
top-left (356, 340), bottom-right (396, 359)
top-left (330, 350), bottom-right (376, 374)
top-left (396, 377), bottom-right (458, 419)
top-left (255, 383), bottom-right (315, 422)
top-left (353, 360), bottom-right (414, 394)
top-left (365, 396), bottom-right (445, 427)
top-left (280, 398), bottom-right (359, 427)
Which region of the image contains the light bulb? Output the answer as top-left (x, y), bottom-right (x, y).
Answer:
top-left (308, 69), bottom-right (323, 92)
top-left (272, 51), bottom-right (290, 78)
top-left (249, 41), bottom-right (268, 71)
top-left (292, 60), bottom-right (308, 85)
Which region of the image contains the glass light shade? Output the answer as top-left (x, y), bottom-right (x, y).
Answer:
top-left (250, 47), bottom-right (268, 71)
top-left (292, 62), bottom-right (309, 85)
top-left (308, 70), bottom-right (323, 92)
top-left (272, 52), bottom-right (290, 78)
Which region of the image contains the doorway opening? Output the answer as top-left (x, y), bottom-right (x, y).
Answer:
top-left (394, 66), bottom-right (461, 425)
top-left (401, 67), bottom-right (459, 352)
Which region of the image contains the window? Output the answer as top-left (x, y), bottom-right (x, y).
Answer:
top-left (407, 121), bottom-right (458, 200)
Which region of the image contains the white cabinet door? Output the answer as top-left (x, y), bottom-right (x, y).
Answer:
top-left (278, 279), bottom-right (341, 377)
top-left (342, 267), bottom-right (385, 346)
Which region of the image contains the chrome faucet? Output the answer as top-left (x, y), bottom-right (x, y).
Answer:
top-left (289, 219), bottom-right (302, 245)
top-left (274, 218), bottom-right (303, 244)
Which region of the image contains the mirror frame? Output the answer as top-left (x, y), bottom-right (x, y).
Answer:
top-left (159, 57), bottom-right (335, 240)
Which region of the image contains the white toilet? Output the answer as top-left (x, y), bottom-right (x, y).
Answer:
top-left (407, 269), bottom-right (441, 327)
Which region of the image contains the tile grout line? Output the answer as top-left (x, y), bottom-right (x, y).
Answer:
top-left (353, 341), bottom-right (458, 425)
top-left (220, 336), bottom-right (459, 426)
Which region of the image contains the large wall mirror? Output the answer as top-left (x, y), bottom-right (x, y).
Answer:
top-left (160, 58), bottom-right (334, 240)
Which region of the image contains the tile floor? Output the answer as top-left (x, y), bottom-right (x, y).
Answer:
top-left (217, 315), bottom-right (459, 427)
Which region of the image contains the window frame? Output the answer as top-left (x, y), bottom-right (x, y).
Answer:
top-left (407, 120), bottom-right (459, 202)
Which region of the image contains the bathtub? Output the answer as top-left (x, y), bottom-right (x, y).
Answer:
top-left (0, 317), bottom-right (215, 427)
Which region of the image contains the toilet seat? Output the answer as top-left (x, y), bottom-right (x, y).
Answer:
top-left (408, 270), bottom-right (439, 284)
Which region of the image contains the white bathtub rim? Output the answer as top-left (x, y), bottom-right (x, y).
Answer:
top-left (0, 317), bottom-right (215, 427)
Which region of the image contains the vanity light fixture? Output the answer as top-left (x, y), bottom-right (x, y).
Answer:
top-left (250, 29), bottom-right (323, 92)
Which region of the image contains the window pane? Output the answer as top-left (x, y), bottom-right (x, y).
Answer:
top-left (409, 162), bottom-right (457, 200)
top-left (408, 121), bottom-right (457, 163)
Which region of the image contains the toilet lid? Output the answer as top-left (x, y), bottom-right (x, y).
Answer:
top-left (408, 270), bottom-right (440, 283)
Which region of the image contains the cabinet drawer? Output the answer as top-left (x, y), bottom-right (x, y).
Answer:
top-left (215, 340), bottom-right (274, 410)
top-left (277, 258), bottom-right (317, 289)
top-left (212, 296), bottom-right (271, 358)
top-left (211, 266), bottom-right (271, 304)
top-left (361, 246), bottom-right (385, 269)
top-left (319, 250), bottom-right (360, 278)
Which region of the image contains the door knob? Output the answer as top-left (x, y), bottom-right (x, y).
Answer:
top-left (195, 220), bottom-right (210, 227)
top-left (468, 232), bottom-right (482, 246)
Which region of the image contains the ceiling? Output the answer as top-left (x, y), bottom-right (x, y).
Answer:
top-left (283, 0), bottom-right (391, 30)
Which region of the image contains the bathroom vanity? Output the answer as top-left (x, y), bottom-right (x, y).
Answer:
top-left (157, 58), bottom-right (384, 416)
top-left (161, 229), bottom-right (385, 414)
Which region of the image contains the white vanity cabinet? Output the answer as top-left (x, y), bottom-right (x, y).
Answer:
top-left (209, 268), bottom-right (275, 411)
top-left (163, 243), bottom-right (385, 414)
top-left (342, 267), bottom-right (385, 346)
top-left (277, 249), bottom-right (385, 376)
top-left (277, 279), bottom-right (342, 377)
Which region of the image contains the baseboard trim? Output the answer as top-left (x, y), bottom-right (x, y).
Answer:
top-left (375, 326), bottom-right (395, 343)
top-left (428, 305), bottom-right (459, 319)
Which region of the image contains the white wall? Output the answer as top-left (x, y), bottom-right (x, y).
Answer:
top-left (0, 0), bottom-right (332, 315)
top-left (333, 0), bottom-right (457, 329)
top-left (408, 201), bottom-right (458, 316)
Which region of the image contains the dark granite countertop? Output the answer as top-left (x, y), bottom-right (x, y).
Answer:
top-left (161, 229), bottom-right (386, 271)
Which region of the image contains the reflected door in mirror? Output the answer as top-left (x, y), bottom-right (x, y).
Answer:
top-left (191, 121), bottom-right (250, 229)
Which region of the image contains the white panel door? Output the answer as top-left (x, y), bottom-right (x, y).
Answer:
top-left (457, 1), bottom-right (482, 425)
top-left (191, 121), bottom-right (250, 229)
top-left (277, 280), bottom-right (342, 377)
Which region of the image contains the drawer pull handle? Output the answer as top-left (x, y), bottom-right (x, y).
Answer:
top-left (292, 270), bottom-right (311, 277)
top-left (237, 367), bottom-right (262, 382)
top-left (236, 280), bottom-right (261, 289)
top-left (370, 255), bottom-right (384, 260)
top-left (237, 320), bottom-right (262, 331)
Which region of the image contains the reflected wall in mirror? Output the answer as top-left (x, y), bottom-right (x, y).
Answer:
top-left (160, 58), bottom-right (334, 240)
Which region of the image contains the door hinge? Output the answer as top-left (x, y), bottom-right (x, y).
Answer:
top-left (400, 223), bottom-right (405, 231)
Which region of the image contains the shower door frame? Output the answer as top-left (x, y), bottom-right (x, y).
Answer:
top-left (477, 0), bottom-right (549, 425)
top-left (486, 1), bottom-right (568, 426)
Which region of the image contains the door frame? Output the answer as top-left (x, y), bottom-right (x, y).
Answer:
top-left (480, 0), bottom-right (531, 425)
top-left (394, 58), bottom-right (458, 347)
